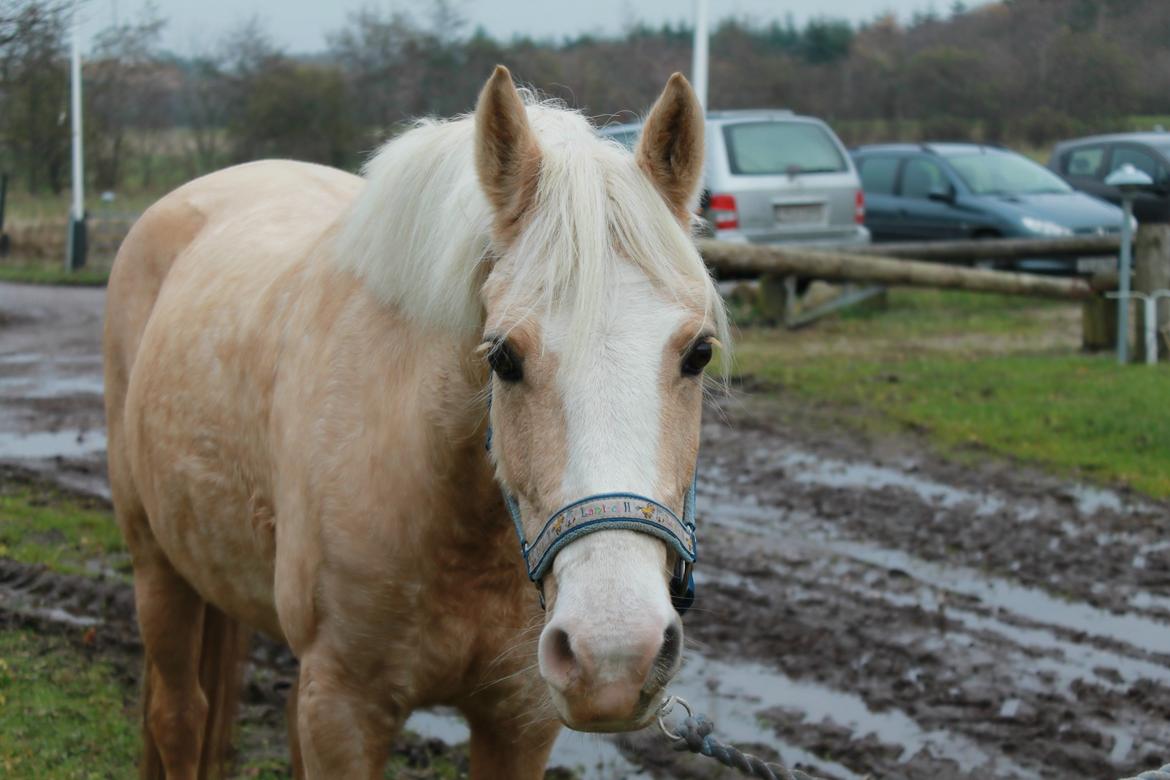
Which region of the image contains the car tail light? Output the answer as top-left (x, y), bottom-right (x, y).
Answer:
top-left (854, 190), bottom-right (866, 224)
top-left (708, 193), bottom-right (739, 230)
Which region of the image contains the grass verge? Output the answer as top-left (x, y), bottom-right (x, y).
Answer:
top-left (0, 264), bottom-right (109, 286)
top-left (0, 484), bottom-right (127, 579)
top-left (733, 288), bottom-right (1170, 498)
top-left (0, 628), bottom-right (138, 777)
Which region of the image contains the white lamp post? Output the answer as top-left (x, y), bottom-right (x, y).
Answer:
top-left (691, 0), bottom-right (709, 112)
top-left (1104, 163), bottom-right (1152, 364)
top-left (66, 5), bottom-right (86, 270)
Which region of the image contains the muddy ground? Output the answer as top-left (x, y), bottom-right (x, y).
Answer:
top-left (1, 280), bottom-right (1168, 779)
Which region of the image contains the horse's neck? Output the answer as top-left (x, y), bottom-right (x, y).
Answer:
top-left (417, 343), bottom-right (506, 534)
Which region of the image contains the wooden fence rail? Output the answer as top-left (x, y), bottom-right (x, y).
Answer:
top-left (697, 238), bottom-right (1097, 301)
top-left (840, 234), bottom-right (1120, 263)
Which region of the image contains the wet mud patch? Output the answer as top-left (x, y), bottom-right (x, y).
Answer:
top-left (4, 282), bottom-right (1170, 779)
top-left (654, 394), bottom-right (1170, 779)
top-left (0, 558), bottom-right (569, 779)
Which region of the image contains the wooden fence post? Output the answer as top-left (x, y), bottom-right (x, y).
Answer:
top-left (1135, 224), bottom-right (1170, 362)
top-left (757, 273), bottom-right (790, 323)
top-left (1082, 295), bottom-right (1118, 352)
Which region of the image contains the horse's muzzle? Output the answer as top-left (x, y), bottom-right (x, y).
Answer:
top-left (539, 611), bottom-right (683, 731)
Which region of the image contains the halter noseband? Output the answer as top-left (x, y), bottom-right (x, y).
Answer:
top-left (485, 398), bottom-right (698, 616)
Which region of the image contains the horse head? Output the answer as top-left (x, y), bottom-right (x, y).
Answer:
top-left (474, 66), bottom-right (727, 732)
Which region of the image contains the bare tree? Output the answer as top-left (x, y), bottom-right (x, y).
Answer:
top-left (85, 2), bottom-right (168, 190)
top-left (0, 0), bottom-right (69, 192)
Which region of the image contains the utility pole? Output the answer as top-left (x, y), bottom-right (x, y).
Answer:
top-left (67, 4), bottom-right (86, 270)
top-left (691, 0), bottom-right (709, 112)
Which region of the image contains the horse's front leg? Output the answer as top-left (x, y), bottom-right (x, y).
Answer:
top-left (466, 711), bottom-right (561, 780)
top-left (295, 649), bottom-right (401, 779)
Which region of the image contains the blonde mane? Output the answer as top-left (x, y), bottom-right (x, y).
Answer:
top-left (336, 99), bottom-right (730, 358)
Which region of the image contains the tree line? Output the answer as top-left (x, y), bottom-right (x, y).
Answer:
top-left (1, 0), bottom-right (1167, 197)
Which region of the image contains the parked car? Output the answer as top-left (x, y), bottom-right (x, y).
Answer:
top-left (602, 110), bottom-right (869, 247)
top-left (851, 143), bottom-right (1128, 271)
top-left (1048, 132), bottom-right (1170, 223)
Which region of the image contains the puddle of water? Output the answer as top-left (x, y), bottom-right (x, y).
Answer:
top-left (1104, 726), bottom-right (1134, 764)
top-left (1068, 484), bottom-right (1127, 515)
top-left (404, 709), bottom-right (649, 779)
top-left (823, 540), bottom-right (1170, 657)
top-left (701, 489), bottom-right (1170, 659)
top-left (1130, 591), bottom-right (1170, 615)
top-left (41, 607), bottom-right (100, 627)
top-left (736, 445), bottom-right (1140, 520)
top-left (845, 581), bottom-right (1170, 694)
top-left (771, 449), bottom-right (1007, 517)
top-left (675, 653), bottom-right (1027, 778)
top-left (403, 709), bottom-right (469, 744)
top-left (0, 352), bottom-right (39, 365)
top-left (0, 588), bottom-right (103, 628)
top-left (0, 429), bottom-right (107, 459)
top-left (0, 374), bottom-right (105, 398)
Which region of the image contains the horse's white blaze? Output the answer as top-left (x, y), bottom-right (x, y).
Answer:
top-left (552, 263), bottom-right (683, 501)
top-left (538, 262), bottom-right (684, 708)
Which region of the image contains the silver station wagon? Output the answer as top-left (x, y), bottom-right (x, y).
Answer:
top-left (603, 110), bottom-right (869, 246)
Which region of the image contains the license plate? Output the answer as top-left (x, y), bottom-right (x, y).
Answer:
top-left (774, 203), bottom-right (823, 224)
top-left (1076, 256), bottom-right (1117, 274)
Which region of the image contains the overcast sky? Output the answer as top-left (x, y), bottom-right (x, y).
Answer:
top-left (79, 0), bottom-right (993, 55)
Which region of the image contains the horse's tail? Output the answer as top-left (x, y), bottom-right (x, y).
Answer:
top-left (139, 603), bottom-right (252, 780)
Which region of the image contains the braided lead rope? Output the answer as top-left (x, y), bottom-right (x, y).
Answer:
top-left (1121, 767), bottom-right (1170, 780)
top-left (658, 697), bottom-right (823, 780)
top-left (658, 696), bottom-right (1167, 780)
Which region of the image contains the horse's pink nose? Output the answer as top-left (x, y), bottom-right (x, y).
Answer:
top-left (539, 616), bottom-right (683, 728)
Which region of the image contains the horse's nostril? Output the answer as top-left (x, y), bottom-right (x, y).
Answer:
top-left (545, 626), bottom-right (577, 673)
top-left (552, 627), bottom-right (575, 666)
top-left (539, 625), bottom-right (581, 688)
top-left (657, 621), bottom-right (682, 672)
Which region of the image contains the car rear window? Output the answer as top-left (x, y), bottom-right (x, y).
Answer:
top-left (722, 121), bottom-right (847, 176)
top-left (858, 156), bottom-right (899, 194)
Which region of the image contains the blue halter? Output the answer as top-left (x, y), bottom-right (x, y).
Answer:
top-left (485, 402), bottom-right (698, 616)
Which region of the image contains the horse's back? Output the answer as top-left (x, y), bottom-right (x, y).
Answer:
top-left (104, 160), bottom-right (363, 635)
top-left (105, 160), bottom-right (360, 429)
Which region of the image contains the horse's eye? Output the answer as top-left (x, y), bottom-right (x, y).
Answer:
top-left (682, 340), bottom-right (713, 376)
top-left (488, 341), bottom-right (523, 383)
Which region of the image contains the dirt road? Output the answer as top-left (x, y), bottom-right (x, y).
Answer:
top-left (1, 281), bottom-right (1167, 779)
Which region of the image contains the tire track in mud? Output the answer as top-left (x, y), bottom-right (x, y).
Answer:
top-left (639, 399), bottom-right (1170, 780)
top-left (4, 283), bottom-right (1170, 778)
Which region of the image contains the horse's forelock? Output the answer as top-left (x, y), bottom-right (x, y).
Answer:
top-left (335, 100), bottom-right (729, 367)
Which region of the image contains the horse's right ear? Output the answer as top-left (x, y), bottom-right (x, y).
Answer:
top-left (475, 65), bottom-right (542, 242)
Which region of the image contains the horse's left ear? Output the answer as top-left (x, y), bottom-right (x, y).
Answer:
top-left (636, 73), bottom-right (705, 222)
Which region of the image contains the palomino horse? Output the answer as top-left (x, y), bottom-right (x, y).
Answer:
top-left (104, 66), bottom-right (729, 778)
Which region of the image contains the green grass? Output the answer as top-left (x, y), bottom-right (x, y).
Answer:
top-left (0, 487), bottom-right (127, 579)
top-left (0, 263), bottom-right (109, 286)
top-left (733, 289), bottom-right (1170, 498)
top-left (0, 628), bottom-right (138, 778)
top-left (4, 190), bottom-right (166, 223)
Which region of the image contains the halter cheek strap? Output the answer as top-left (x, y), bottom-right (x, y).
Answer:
top-left (485, 397), bottom-right (699, 616)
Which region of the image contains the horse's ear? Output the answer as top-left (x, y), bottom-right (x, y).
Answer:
top-left (475, 65), bottom-right (542, 242)
top-left (635, 73), bottom-right (705, 222)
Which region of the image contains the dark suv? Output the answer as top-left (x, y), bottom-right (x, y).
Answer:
top-left (1048, 132), bottom-right (1170, 223)
top-left (851, 143), bottom-right (1126, 245)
